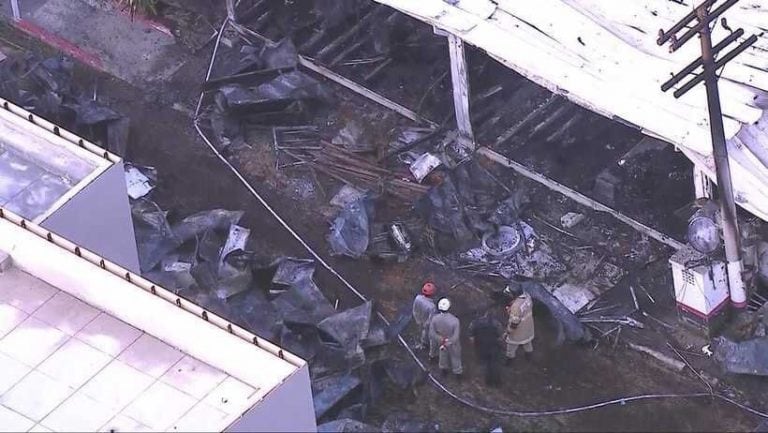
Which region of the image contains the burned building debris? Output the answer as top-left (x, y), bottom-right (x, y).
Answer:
top-left (3, 0), bottom-right (768, 430)
top-left (0, 53), bottom-right (131, 155)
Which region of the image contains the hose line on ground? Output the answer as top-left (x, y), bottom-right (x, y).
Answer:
top-left (192, 17), bottom-right (768, 421)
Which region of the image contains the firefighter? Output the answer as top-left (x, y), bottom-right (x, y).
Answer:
top-left (412, 282), bottom-right (437, 349)
top-left (469, 310), bottom-right (504, 386)
top-left (429, 298), bottom-right (463, 378)
top-left (504, 291), bottom-right (535, 364)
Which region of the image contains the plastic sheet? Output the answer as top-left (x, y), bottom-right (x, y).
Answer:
top-left (312, 373), bottom-right (362, 419)
top-left (172, 209), bottom-right (244, 243)
top-left (318, 302), bottom-right (372, 362)
top-left (714, 336), bottom-right (768, 376)
top-left (327, 198), bottom-right (373, 258)
top-left (214, 251), bottom-right (253, 300)
top-left (131, 199), bottom-right (180, 273)
top-left (272, 273), bottom-right (335, 326)
top-left (317, 419), bottom-right (378, 433)
top-left (381, 414), bottom-right (438, 433)
top-left (229, 291), bottom-right (280, 342)
top-left (280, 323), bottom-right (321, 361)
top-left (511, 280), bottom-right (591, 344)
top-left (260, 38), bottom-right (299, 70)
top-left (417, 176), bottom-right (473, 244)
top-left (272, 257), bottom-right (316, 288)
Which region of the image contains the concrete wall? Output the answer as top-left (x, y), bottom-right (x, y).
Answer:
top-left (227, 365), bottom-right (317, 433)
top-left (41, 161), bottom-right (140, 273)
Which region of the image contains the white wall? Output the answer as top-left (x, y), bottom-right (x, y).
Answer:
top-left (227, 364), bottom-right (317, 433)
top-left (41, 161), bottom-right (140, 273)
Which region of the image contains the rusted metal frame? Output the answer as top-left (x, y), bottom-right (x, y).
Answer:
top-left (477, 147), bottom-right (686, 250)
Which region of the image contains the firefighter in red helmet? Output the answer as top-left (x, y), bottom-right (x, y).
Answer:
top-left (412, 282), bottom-right (437, 349)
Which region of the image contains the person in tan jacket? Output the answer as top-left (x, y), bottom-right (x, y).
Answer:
top-left (505, 291), bottom-right (534, 364)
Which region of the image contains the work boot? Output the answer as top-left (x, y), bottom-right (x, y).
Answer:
top-left (505, 357), bottom-right (515, 367)
top-left (524, 351), bottom-right (534, 362)
top-left (441, 369), bottom-right (449, 378)
top-left (429, 357), bottom-right (437, 365)
top-left (454, 373), bottom-right (463, 382)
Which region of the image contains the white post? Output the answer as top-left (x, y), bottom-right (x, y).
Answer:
top-left (447, 33), bottom-right (475, 151)
top-left (10, 0), bottom-right (20, 21)
top-left (693, 165), bottom-right (713, 199)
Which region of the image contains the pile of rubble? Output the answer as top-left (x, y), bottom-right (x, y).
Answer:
top-left (128, 165), bottom-right (442, 428)
top-left (0, 53), bottom-right (130, 155)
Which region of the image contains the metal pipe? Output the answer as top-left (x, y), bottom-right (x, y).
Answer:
top-left (697, 6), bottom-right (747, 308)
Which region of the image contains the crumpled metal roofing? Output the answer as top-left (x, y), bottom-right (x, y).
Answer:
top-left (374, 0), bottom-right (768, 220)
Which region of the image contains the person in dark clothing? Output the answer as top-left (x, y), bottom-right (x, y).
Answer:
top-left (469, 311), bottom-right (504, 386)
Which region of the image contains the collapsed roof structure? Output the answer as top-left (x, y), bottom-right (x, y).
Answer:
top-left (371, 0), bottom-right (768, 221)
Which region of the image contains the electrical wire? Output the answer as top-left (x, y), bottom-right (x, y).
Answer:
top-left (192, 17), bottom-right (768, 421)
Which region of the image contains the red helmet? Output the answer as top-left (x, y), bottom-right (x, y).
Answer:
top-left (422, 282), bottom-right (436, 296)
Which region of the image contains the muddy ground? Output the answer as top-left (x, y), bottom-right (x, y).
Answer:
top-left (1, 12), bottom-right (767, 432)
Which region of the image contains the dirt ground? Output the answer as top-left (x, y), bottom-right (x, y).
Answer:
top-left (1, 13), bottom-right (767, 432)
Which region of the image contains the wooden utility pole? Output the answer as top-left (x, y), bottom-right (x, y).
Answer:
top-left (658, 0), bottom-right (757, 309)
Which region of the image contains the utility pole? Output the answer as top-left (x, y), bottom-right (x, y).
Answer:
top-left (658, 0), bottom-right (757, 309)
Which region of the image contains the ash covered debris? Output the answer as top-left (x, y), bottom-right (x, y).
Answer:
top-left (128, 171), bottom-right (428, 427)
top-left (0, 53), bottom-right (131, 156)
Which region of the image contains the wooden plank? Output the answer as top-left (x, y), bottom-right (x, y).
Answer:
top-left (495, 94), bottom-right (561, 146)
top-left (298, 57), bottom-right (438, 127)
top-left (448, 34), bottom-right (475, 149)
top-left (477, 147), bottom-right (686, 250)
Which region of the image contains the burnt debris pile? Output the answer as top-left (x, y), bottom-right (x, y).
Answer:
top-left (0, 54), bottom-right (130, 156)
top-left (129, 183), bottom-right (430, 428)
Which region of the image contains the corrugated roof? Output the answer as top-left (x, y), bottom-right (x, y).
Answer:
top-left (373, 0), bottom-right (768, 220)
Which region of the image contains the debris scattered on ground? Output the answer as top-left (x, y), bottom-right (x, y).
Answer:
top-left (124, 164), bottom-right (157, 200)
top-left (627, 342), bottom-right (685, 372)
top-left (327, 197), bottom-right (374, 258)
top-left (0, 54), bottom-right (131, 155)
top-left (561, 212), bottom-right (585, 229)
top-left (332, 120), bottom-right (373, 153)
top-left (313, 373), bottom-right (363, 419)
top-left (381, 414), bottom-right (439, 433)
top-left (409, 152), bottom-right (442, 183)
top-left (714, 336), bottom-right (768, 376)
top-left (317, 419), bottom-right (378, 433)
top-left (330, 185), bottom-right (366, 208)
